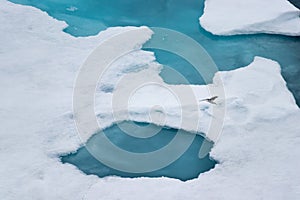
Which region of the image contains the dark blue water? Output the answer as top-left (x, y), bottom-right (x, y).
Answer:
top-left (289, 0), bottom-right (300, 8)
top-left (61, 122), bottom-right (216, 181)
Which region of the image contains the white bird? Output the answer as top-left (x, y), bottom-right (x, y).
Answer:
top-left (199, 96), bottom-right (218, 105)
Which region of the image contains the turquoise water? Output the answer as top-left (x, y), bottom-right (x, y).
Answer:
top-left (10, 0), bottom-right (300, 105)
top-left (61, 122), bottom-right (216, 181)
top-left (12, 0), bottom-right (300, 180)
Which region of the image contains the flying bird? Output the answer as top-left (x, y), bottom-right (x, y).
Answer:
top-left (199, 96), bottom-right (218, 105)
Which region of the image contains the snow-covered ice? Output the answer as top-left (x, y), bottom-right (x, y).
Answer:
top-left (200, 0), bottom-right (300, 36)
top-left (1, 0), bottom-right (300, 199)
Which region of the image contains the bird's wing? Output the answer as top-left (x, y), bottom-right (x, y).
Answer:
top-left (210, 96), bottom-right (218, 101)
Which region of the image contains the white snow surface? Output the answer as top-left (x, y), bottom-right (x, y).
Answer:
top-left (1, 1), bottom-right (300, 199)
top-left (200, 0), bottom-right (300, 36)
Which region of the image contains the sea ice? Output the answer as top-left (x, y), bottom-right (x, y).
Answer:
top-left (1, 1), bottom-right (300, 200)
top-left (200, 0), bottom-right (300, 36)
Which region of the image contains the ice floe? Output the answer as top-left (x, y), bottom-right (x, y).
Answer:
top-left (200, 0), bottom-right (300, 36)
